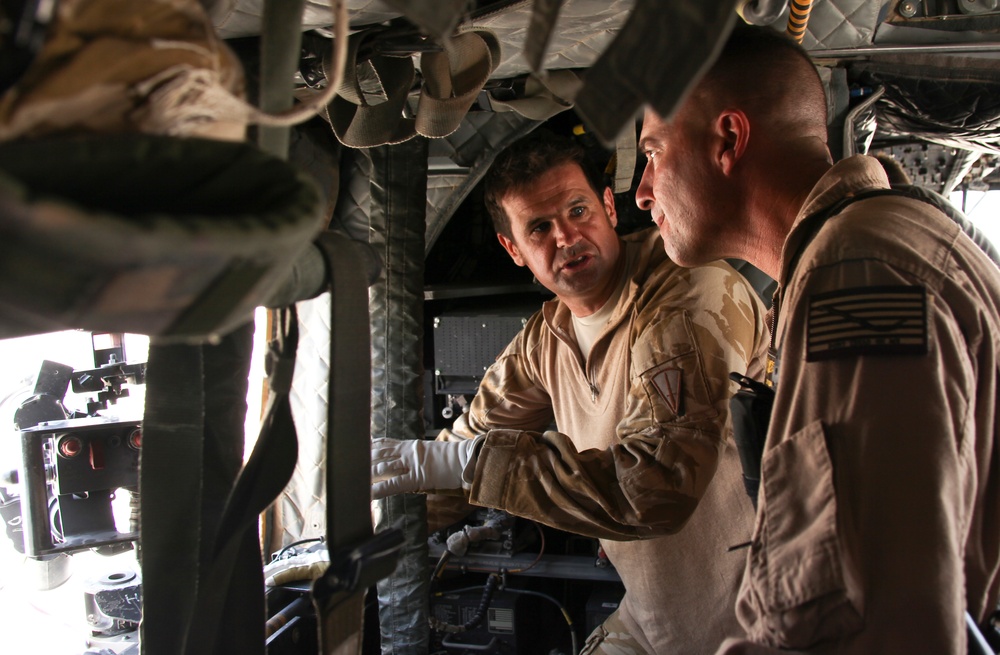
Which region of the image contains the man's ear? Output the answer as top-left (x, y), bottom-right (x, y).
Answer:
top-left (603, 186), bottom-right (619, 228)
top-left (715, 109), bottom-right (750, 176)
top-left (497, 232), bottom-right (525, 266)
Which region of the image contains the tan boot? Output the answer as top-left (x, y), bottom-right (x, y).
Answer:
top-left (0, 0), bottom-right (246, 142)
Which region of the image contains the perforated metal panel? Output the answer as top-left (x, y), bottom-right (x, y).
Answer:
top-left (432, 307), bottom-right (535, 394)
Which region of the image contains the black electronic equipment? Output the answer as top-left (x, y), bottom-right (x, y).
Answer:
top-left (3, 333), bottom-right (145, 559)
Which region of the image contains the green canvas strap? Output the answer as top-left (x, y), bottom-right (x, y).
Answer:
top-left (178, 309), bottom-right (300, 655)
top-left (573, 0), bottom-right (740, 145)
top-left (311, 231), bottom-right (404, 655)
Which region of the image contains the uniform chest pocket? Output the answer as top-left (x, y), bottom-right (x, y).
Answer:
top-left (739, 419), bottom-right (864, 648)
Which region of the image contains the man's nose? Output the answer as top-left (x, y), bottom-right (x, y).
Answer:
top-left (553, 219), bottom-right (580, 248)
top-left (635, 164), bottom-right (654, 211)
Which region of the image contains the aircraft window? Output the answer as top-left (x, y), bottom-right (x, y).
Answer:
top-left (952, 188), bottom-right (1000, 248)
top-left (0, 309), bottom-right (268, 654)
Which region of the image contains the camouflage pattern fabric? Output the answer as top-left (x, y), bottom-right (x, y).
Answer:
top-left (580, 608), bottom-right (649, 655)
top-left (0, 0), bottom-right (246, 141)
top-left (440, 227), bottom-right (769, 652)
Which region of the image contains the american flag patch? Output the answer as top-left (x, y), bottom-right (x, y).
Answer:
top-left (806, 286), bottom-right (928, 361)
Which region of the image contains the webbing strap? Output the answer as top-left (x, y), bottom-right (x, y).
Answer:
top-left (524, 0), bottom-right (566, 73)
top-left (184, 310), bottom-right (301, 655)
top-left (257, 0), bottom-right (308, 158)
top-left (312, 231), bottom-right (403, 655)
top-left (325, 30), bottom-right (418, 147)
top-left (574, 0), bottom-right (739, 145)
top-left (613, 120), bottom-right (637, 194)
top-left (416, 31), bottom-right (500, 138)
top-left (326, 29), bottom-right (499, 148)
top-left (486, 69), bottom-right (580, 120)
top-left (139, 343), bottom-right (205, 655)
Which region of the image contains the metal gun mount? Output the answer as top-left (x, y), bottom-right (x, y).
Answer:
top-left (71, 361), bottom-right (147, 416)
top-left (6, 333), bottom-right (146, 559)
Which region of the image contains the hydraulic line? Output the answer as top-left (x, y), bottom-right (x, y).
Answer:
top-left (786, 0), bottom-right (814, 43)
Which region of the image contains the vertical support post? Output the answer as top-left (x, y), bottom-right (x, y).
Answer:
top-left (368, 136), bottom-right (432, 654)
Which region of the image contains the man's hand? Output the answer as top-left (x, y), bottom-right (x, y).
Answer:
top-left (371, 437), bottom-right (482, 499)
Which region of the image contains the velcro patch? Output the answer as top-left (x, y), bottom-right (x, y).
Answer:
top-left (651, 367), bottom-right (684, 416)
top-left (806, 285), bottom-right (928, 361)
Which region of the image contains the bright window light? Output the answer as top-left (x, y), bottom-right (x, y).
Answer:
top-left (0, 308), bottom-right (268, 654)
top-left (951, 188), bottom-right (1000, 248)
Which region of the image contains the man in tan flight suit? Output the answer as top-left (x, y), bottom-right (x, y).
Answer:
top-left (636, 25), bottom-right (1000, 654)
top-left (372, 131), bottom-right (768, 653)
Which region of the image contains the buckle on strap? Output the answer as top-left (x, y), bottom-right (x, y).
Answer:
top-left (312, 528), bottom-right (405, 611)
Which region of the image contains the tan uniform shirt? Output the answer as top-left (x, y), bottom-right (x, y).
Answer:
top-left (445, 228), bottom-right (769, 653)
top-left (731, 156), bottom-right (1000, 654)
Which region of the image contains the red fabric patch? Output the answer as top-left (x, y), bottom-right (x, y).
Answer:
top-left (651, 367), bottom-right (683, 416)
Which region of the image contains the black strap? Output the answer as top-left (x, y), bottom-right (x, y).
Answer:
top-left (311, 231), bottom-right (404, 654)
top-left (185, 310), bottom-right (301, 655)
top-left (139, 342), bottom-right (206, 655)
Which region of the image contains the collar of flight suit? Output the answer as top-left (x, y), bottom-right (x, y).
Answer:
top-left (777, 154), bottom-right (892, 288)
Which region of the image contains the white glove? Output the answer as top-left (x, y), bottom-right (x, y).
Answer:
top-left (371, 437), bottom-right (482, 499)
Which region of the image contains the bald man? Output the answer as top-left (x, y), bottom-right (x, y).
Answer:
top-left (636, 25), bottom-right (1000, 654)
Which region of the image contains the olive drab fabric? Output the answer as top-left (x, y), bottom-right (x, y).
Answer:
top-left (443, 227), bottom-right (769, 653)
top-left (727, 156), bottom-right (1000, 654)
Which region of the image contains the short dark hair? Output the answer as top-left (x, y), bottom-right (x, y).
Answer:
top-left (483, 130), bottom-right (605, 238)
top-left (695, 24), bottom-right (827, 129)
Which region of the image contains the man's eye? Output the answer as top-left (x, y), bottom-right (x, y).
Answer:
top-left (570, 206), bottom-right (585, 218)
top-left (530, 222), bottom-right (549, 234)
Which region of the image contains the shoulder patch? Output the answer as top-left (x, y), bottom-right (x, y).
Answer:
top-left (650, 366), bottom-right (684, 416)
top-left (806, 285), bottom-right (928, 361)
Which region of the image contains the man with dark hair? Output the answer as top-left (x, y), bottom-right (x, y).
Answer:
top-left (373, 130), bottom-right (768, 652)
top-left (482, 131), bottom-right (606, 238)
top-left (636, 24), bottom-right (1000, 653)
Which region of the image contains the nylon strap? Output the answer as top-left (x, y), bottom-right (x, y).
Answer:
top-left (257, 0), bottom-right (308, 158)
top-left (574, 0), bottom-right (739, 145)
top-left (326, 29), bottom-right (418, 147)
top-left (139, 342), bottom-right (205, 655)
top-left (613, 120), bottom-right (637, 194)
top-left (416, 31), bottom-right (500, 138)
top-left (524, 0), bottom-right (566, 73)
top-left (312, 231), bottom-right (404, 655)
top-left (486, 69), bottom-right (580, 121)
top-left (326, 29), bottom-right (499, 148)
top-left (184, 309), bottom-right (301, 655)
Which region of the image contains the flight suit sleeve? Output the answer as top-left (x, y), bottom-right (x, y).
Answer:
top-left (735, 255), bottom-right (976, 652)
top-left (469, 263), bottom-right (766, 540)
top-left (425, 329), bottom-right (555, 530)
